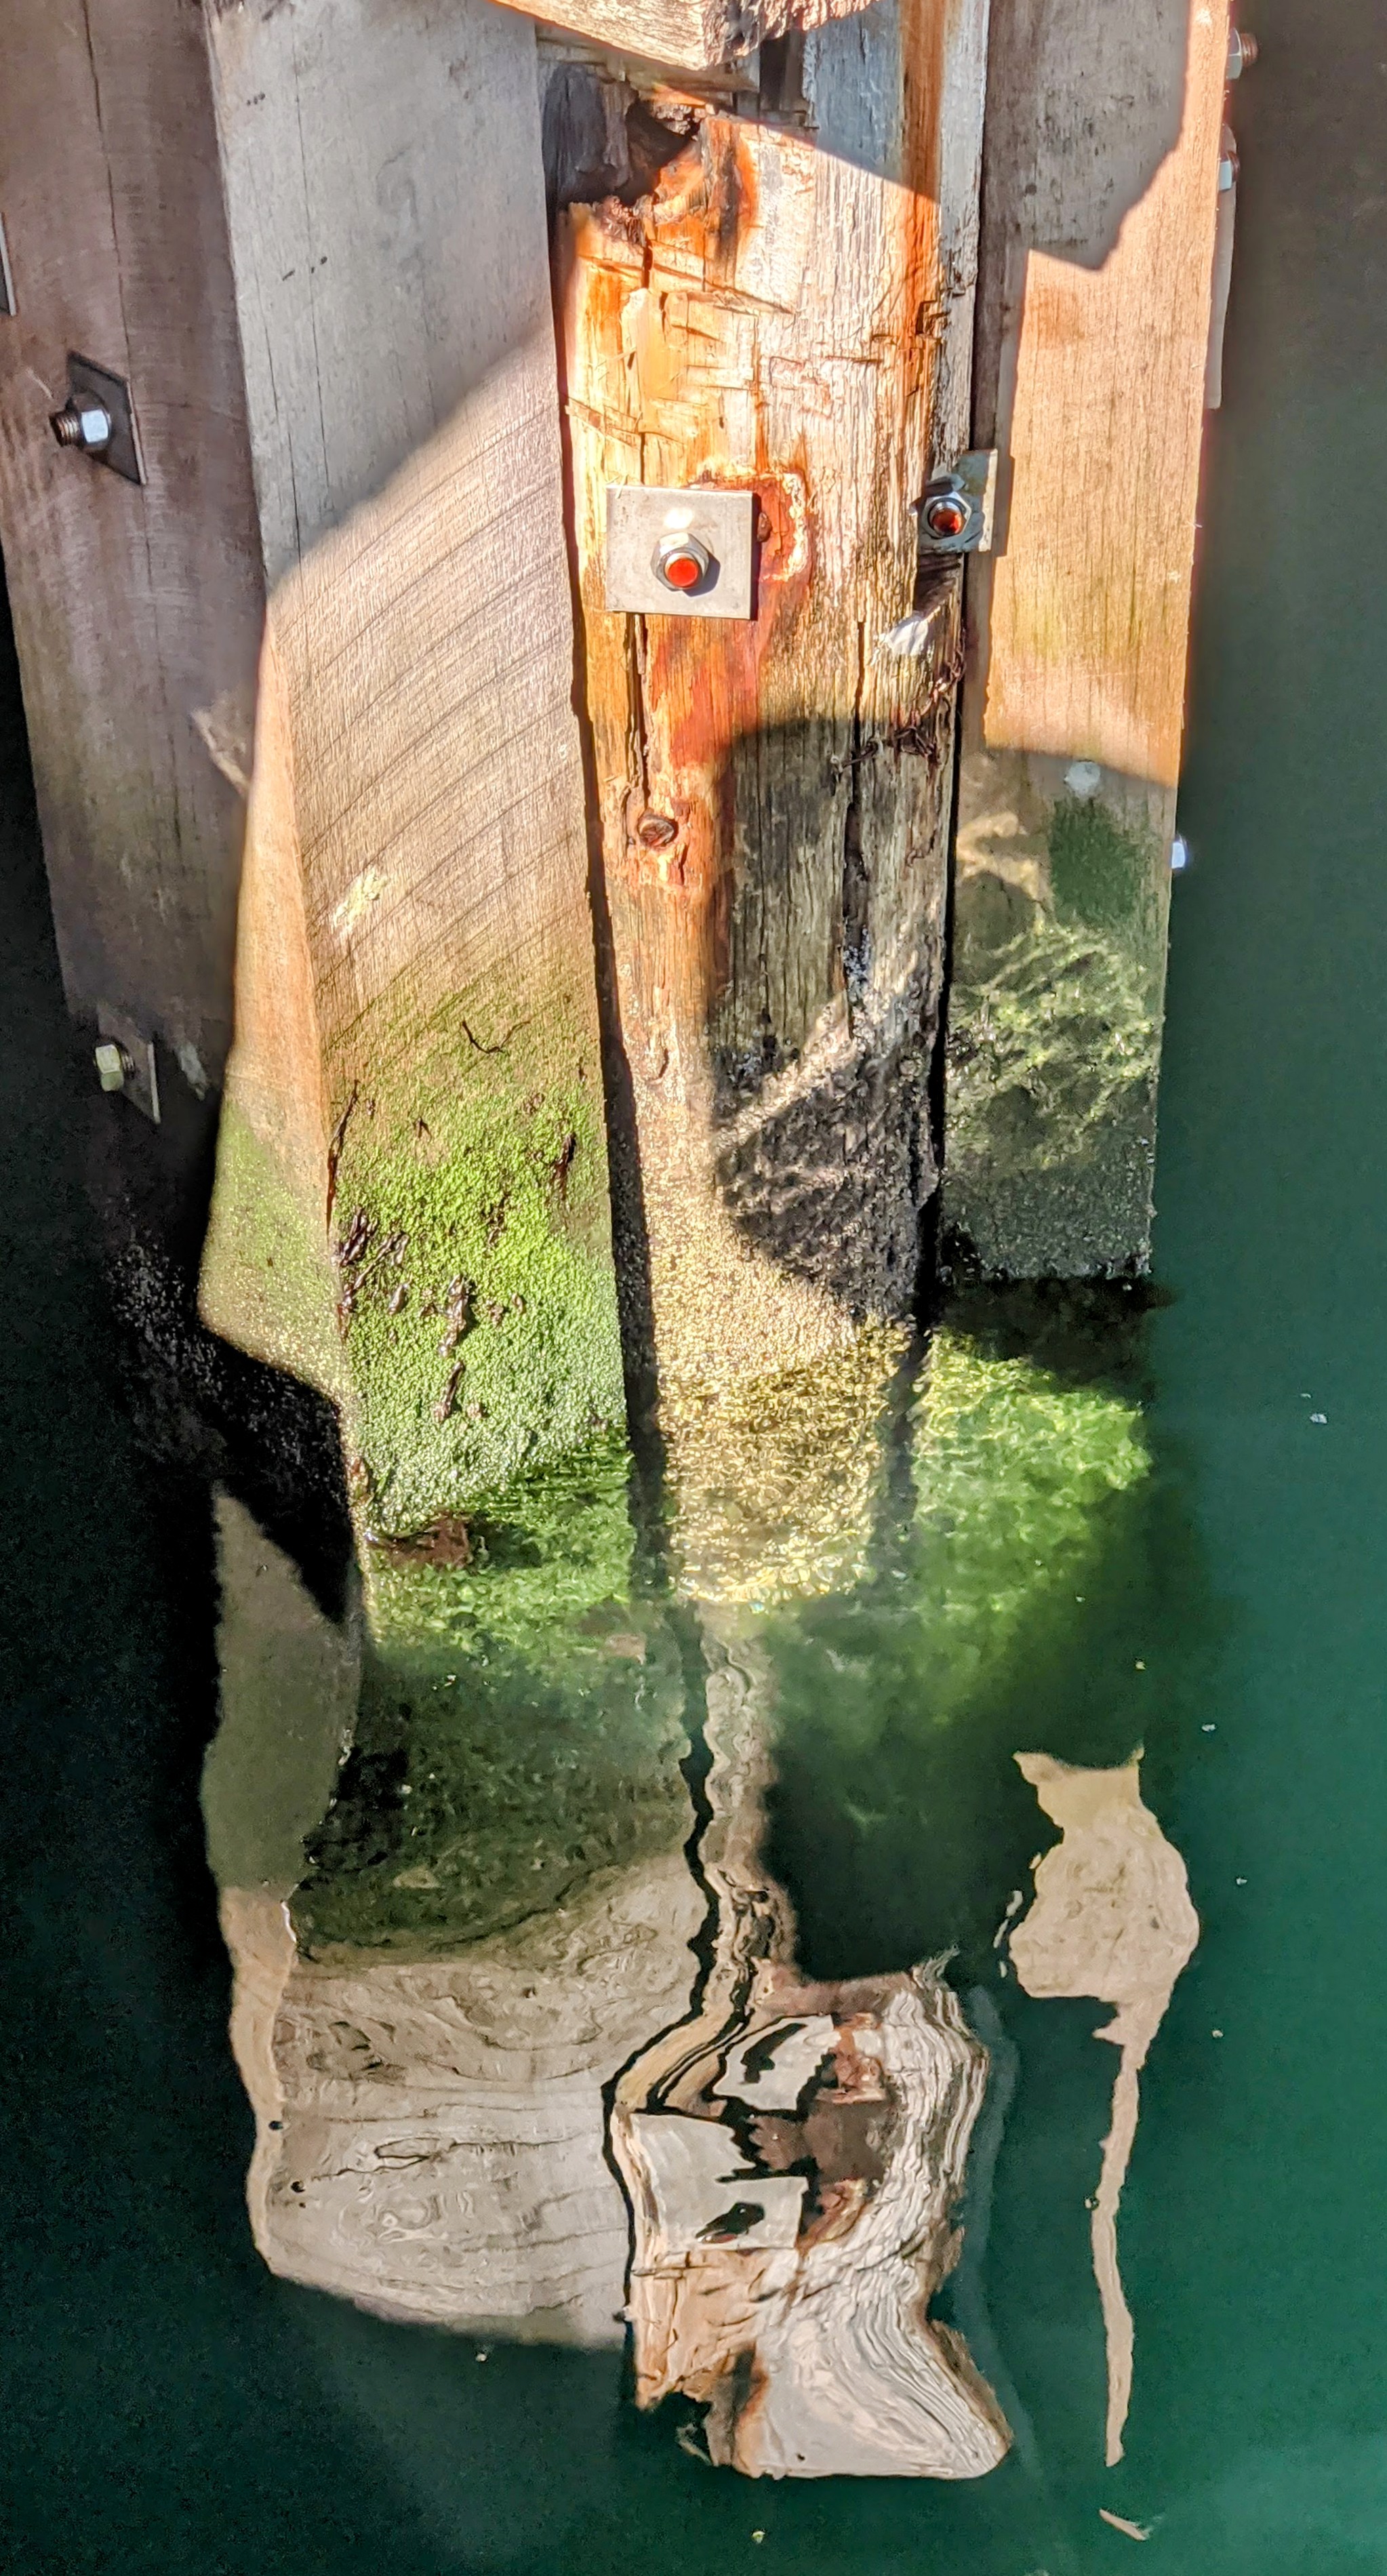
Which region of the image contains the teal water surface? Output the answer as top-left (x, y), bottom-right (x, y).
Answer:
top-left (7, 2), bottom-right (1387, 2567)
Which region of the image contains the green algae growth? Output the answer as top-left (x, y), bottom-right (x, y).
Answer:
top-left (291, 1434), bottom-right (690, 1958)
top-left (946, 793), bottom-right (1168, 1276)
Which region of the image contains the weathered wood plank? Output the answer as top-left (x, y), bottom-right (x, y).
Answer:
top-left (0, 0), bottom-right (262, 1100)
top-left (554, 0), bottom-right (988, 1584)
top-left (522, 0), bottom-right (879, 79)
top-left (198, 0), bottom-right (626, 1527)
top-left (946, 0), bottom-right (1232, 1276)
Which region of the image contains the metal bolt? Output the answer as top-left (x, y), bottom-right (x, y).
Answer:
top-left (921, 487), bottom-right (970, 542)
top-left (654, 529), bottom-right (712, 593)
top-left (1227, 27), bottom-right (1258, 76)
top-left (52, 395), bottom-right (113, 453)
top-left (94, 1039), bottom-right (132, 1093)
top-left (635, 811), bottom-right (679, 848)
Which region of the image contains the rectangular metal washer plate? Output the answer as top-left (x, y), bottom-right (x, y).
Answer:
top-left (68, 351), bottom-right (144, 485)
top-left (605, 485), bottom-right (755, 620)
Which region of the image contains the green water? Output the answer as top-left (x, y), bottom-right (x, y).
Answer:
top-left (9, 3), bottom-right (1387, 2565)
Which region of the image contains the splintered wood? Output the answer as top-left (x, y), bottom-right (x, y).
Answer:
top-left (557, 0), bottom-right (988, 1413)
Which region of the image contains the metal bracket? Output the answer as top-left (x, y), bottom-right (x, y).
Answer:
top-left (605, 486), bottom-right (755, 620)
top-left (52, 353), bottom-right (144, 485)
top-left (95, 1005), bottom-right (160, 1123)
top-left (916, 449), bottom-right (999, 557)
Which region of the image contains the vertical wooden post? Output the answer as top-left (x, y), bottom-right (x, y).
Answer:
top-left (555, 0), bottom-right (988, 1586)
top-left (536, 8), bottom-right (1013, 2467)
top-left (198, 0), bottom-right (626, 1531)
top-left (947, 0), bottom-right (1231, 1276)
top-left (0, 0), bottom-right (262, 1105)
top-left (0, 0), bottom-right (643, 2349)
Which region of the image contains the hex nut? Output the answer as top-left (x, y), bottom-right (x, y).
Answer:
top-left (94, 1041), bottom-right (129, 1093)
top-left (52, 397), bottom-right (113, 452)
top-left (921, 485), bottom-right (970, 542)
top-left (654, 529), bottom-right (712, 592)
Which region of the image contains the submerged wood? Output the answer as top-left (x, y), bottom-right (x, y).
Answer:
top-left (610, 1619), bottom-right (1011, 2477)
top-left (1009, 1752), bottom-right (1199, 2466)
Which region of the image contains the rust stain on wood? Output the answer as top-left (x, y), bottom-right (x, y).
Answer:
top-left (556, 0), bottom-right (987, 1420)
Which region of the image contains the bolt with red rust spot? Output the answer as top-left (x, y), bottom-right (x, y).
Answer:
top-left (921, 487), bottom-right (970, 542)
top-left (653, 529), bottom-right (711, 593)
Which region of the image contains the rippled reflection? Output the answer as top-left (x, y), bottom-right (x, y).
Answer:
top-left (205, 1286), bottom-right (1209, 2484)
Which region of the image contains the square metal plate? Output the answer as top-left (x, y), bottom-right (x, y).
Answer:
top-left (68, 352), bottom-right (144, 485)
top-left (605, 485), bottom-right (755, 620)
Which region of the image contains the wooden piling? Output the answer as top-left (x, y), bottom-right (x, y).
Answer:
top-left (947, 0), bottom-right (1232, 1276)
top-left (552, 0), bottom-right (989, 1584)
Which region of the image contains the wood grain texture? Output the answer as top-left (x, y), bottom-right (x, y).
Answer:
top-left (972, 0), bottom-right (1230, 788)
top-left (557, 0), bottom-right (988, 1447)
top-left (946, 0), bottom-right (1231, 1276)
top-left (521, 0), bottom-right (880, 78)
top-left (0, 0), bottom-right (263, 1087)
top-left (200, 0), bottom-right (626, 1520)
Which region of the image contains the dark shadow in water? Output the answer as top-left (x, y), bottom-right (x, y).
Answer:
top-left (0, 574), bottom-right (440, 2573)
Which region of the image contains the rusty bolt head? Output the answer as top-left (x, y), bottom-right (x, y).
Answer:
top-left (636, 811), bottom-right (679, 849)
top-left (922, 488), bottom-right (970, 542)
